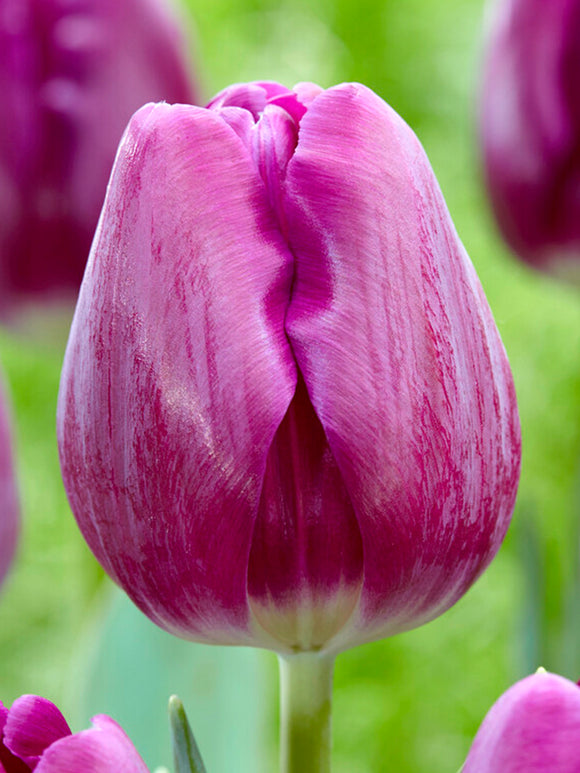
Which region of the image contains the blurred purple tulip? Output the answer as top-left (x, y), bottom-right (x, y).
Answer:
top-left (463, 670), bottom-right (580, 772)
top-left (0, 376), bottom-right (18, 592)
top-left (0, 695), bottom-right (148, 772)
top-left (0, 0), bottom-right (196, 309)
top-left (480, 0), bottom-right (580, 277)
top-left (57, 81), bottom-right (521, 654)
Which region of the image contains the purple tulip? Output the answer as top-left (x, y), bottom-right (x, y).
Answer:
top-left (0, 376), bottom-right (18, 592)
top-left (0, 0), bottom-right (196, 308)
top-left (0, 695), bottom-right (148, 772)
top-left (463, 670), bottom-right (580, 772)
top-left (480, 0), bottom-right (580, 276)
top-left (57, 81), bottom-right (521, 654)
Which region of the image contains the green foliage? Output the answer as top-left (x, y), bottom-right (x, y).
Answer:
top-left (74, 590), bottom-right (269, 772)
top-left (0, 0), bottom-right (579, 771)
top-left (0, 320), bottom-right (103, 710)
top-left (169, 695), bottom-right (207, 773)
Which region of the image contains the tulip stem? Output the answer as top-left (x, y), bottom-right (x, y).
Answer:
top-left (278, 651), bottom-right (335, 773)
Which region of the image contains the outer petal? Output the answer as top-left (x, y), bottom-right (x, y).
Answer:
top-left (0, 701), bottom-right (30, 773)
top-left (284, 83), bottom-right (521, 650)
top-left (4, 696), bottom-right (71, 767)
top-left (463, 672), bottom-right (580, 772)
top-left (35, 715), bottom-right (148, 773)
top-left (0, 376), bottom-right (19, 592)
top-left (57, 102), bottom-right (296, 645)
top-left (481, 0), bottom-right (580, 271)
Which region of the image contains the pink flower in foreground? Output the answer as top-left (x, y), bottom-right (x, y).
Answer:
top-left (57, 81), bottom-right (521, 654)
top-left (0, 0), bottom-right (196, 308)
top-left (480, 0), bottom-right (580, 279)
top-left (0, 376), bottom-right (18, 592)
top-left (463, 670), bottom-right (580, 772)
top-left (0, 695), bottom-right (148, 772)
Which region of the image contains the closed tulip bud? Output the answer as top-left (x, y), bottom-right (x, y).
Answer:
top-left (0, 376), bottom-right (18, 592)
top-left (0, 694), bottom-right (148, 771)
top-left (0, 0), bottom-right (196, 308)
top-left (463, 670), bottom-right (580, 772)
top-left (480, 0), bottom-right (580, 279)
top-left (57, 81), bottom-right (521, 655)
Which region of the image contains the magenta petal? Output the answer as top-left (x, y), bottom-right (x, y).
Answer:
top-left (34, 715), bottom-right (148, 773)
top-left (284, 83), bottom-right (521, 647)
top-left (248, 375), bottom-right (363, 650)
top-left (292, 82), bottom-right (324, 108)
top-left (215, 106), bottom-right (255, 146)
top-left (463, 671), bottom-right (580, 772)
top-left (0, 702), bottom-right (30, 773)
top-left (207, 81), bottom-right (288, 119)
top-left (4, 695), bottom-right (70, 767)
top-left (57, 102), bottom-right (297, 645)
top-left (267, 93), bottom-right (307, 123)
top-left (250, 104), bottom-right (299, 230)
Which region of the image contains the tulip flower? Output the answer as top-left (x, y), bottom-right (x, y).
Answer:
top-left (480, 0), bottom-right (580, 278)
top-left (57, 80), bottom-right (521, 771)
top-left (0, 376), bottom-right (18, 592)
top-left (0, 0), bottom-right (196, 309)
top-left (0, 694), bottom-right (148, 772)
top-left (462, 670), bottom-right (580, 772)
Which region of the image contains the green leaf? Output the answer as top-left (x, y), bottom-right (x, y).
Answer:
top-left (71, 586), bottom-right (272, 772)
top-left (169, 695), bottom-right (207, 773)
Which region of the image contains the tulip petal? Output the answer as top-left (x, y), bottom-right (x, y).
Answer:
top-left (57, 102), bottom-right (296, 644)
top-left (292, 82), bottom-right (324, 108)
top-left (250, 103), bottom-right (299, 235)
top-left (248, 374), bottom-right (363, 651)
top-left (463, 671), bottom-right (580, 772)
top-left (0, 701), bottom-right (30, 773)
top-left (34, 715), bottom-right (148, 773)
top-left (207, 81), bottom-right (289, 119)
top-left (284, 83), bottom-right (521, 648)
top-left (4, 696), bottom-right (71, 767)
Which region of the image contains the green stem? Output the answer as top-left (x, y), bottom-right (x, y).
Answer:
top-left (278, 652), bottom-right (335, 773)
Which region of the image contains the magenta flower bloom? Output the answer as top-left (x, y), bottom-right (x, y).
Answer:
top-left (0, 695), bottom-right (148, 772)
top-left (57, 81), bottom-right (521, 654)
top-left (0, 376), bottom-right (18, 592)
top-left (480, 0), bottom-right (580, 277)
top-left (0, 0), bottom-right (196, 308)
top-left (463, 670), bottom-right (580, 772)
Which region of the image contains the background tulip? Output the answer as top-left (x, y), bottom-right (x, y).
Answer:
top-left (0, 694), bottom-right (148, 772)
top-left (462, 670), bottom-right (580, 772)
top-left (0, 0), bottom-right (196, 309)
top-left (480, 0), bottom-right (580, 278)
top-left (0, 376), bottom-right (18, 593)
top-left (58, 80), bottom-right (521, 656)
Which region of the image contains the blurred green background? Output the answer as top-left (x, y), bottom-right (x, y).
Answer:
top-left (1, 0), bottom-right (580, 771)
